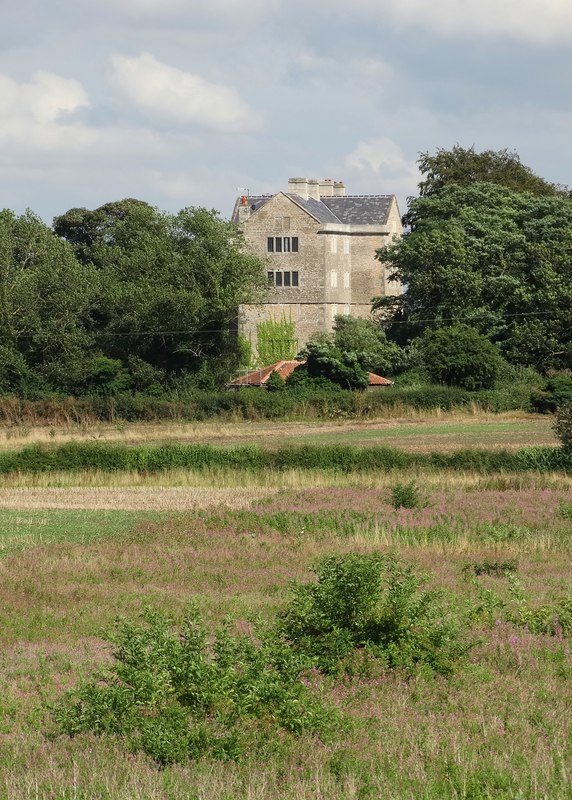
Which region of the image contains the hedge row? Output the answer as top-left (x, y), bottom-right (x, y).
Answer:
top-left (0, 441), bottom-right (569, 475)
top-left (0, 383), bottom-right (534, 426)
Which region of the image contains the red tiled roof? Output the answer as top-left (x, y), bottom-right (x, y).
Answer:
top-left (229, 360), bottom-right (303, 386)
top-left (229, 361), bottom-right (393, 387)
top-left (367, 372), bottom-right (393, 386)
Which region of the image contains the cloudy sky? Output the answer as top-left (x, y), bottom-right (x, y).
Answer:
top-left (1, 0), bottom-right (571, 223)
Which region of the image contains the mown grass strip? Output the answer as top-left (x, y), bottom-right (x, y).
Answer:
top-left (0, 441), bottom-right (569, 475)
top-left (0, 508), bottom-right (168, 558)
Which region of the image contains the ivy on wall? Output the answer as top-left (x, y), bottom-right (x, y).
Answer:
top-left (256, 317), bottom-right (298, 365)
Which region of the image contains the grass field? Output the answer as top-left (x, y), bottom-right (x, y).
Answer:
top-left (0, 413), bottom-right (571, 799)
top-left (0, 410), bottom-right (556, 452)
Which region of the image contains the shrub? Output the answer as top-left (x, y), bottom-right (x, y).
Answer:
top-left (556, 499), bottom-right (572, 520)
top-left (554, 402), bottom-right (572, 451)
top-left (531, 375), bottom-right (572, 413)
top-left (296, 336), bottom-right (369, 390)
top-left (418, 325), bottom-right (504, 390)
top-left (278, 552), bottom-right (469, 676)
top-left (53, 606), bottom-right (336, 765)
top-left (507, 575), bottom-right (572, 636)
top-left (462, 559), bottom-right (518, 577)
top-left (389, 480), bottom-right (426, 509)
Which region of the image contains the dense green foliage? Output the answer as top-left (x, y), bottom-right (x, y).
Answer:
top-left (290, 336), bottom-right (369, 390)
top-left (279, 553), bottom-right (469, 676)
top-left (415, 145), bottom-right (561, 202)
top-left (530, 375), bottom-right (572, 413)
top-left (0, 209), bottom-right (97, 396)
top-left (332, 315), bottom-right (404, 376)
top-left (54, 606), bottom-right (336, 765)
top-left (0, 377), bottom-right (538, 427)
top-left (1, 439), bottom-right (570, 475)
top-left (0, 200), bottom-right (266, 396)
top-left (378, 147), bottom-right (572, 377)
top-left (417, 325), bottom-right (504, 390)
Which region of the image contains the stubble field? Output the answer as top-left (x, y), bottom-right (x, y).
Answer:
top-left (0, 412), bottom-right (570, 799)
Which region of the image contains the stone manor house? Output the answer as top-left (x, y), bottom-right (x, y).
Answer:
top-left (232, 177), bottom-right (403, 356)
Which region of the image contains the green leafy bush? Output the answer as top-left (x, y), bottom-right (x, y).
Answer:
top-left (295, 336), bottom-right (369, 390)
top-left (556, 499), bottom-right (572, 519)
top-left (389, 480), bottom-right (426, 509)
top-left (53, 607), bottom-right (337, 765)
top-left (554, 402), bottom-right (572, 451)
top-left (462, 559), bottom-right (518, 577)
top-left (278, 553), bottom-right (469, 676)
top-left (507, 575), bottom-right (572, 636)
top-left (530, 375), bottom-right (572, 413)
top-left (418, 325), bottom-right (504, 391)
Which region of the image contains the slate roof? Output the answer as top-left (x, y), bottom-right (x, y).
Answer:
top-left (228, 361), bottom-right (393, 388)
top-left (233, 192), bottom-right (394, 226)
top-left (285, 194), bottom-right (341, 223)
top-left (321, 196), bottom-right (393, 225)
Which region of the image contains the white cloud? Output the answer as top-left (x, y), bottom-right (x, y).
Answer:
top-left (344, 137), bottom-right (419, 206)
top-left (295, 49), bottom-right (392, 82)
top-left (108, 52), bottom-right (262, 134)
top-left (0, 71), bottom-right (88, 123)
top-left (346, 137), bottom-right (416, 177)
top-left (347, 0), bottom-right (572, 43)
top-left (0, 69), bottom-right (170, 162)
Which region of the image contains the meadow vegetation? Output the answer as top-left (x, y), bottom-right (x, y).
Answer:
top-left (0, 449), bottom-right (571, 798)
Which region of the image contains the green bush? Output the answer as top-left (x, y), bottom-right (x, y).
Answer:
top-left (531, 375), bottom-right (572, 413)
top-left (53, 606), bottom-right (337, 765)
top-left (278, 553), bottom-right (470, 676)
top-left (462, 559), bottom-right (518, 577)
top-left (418, 325), bottom-right (504, 391)
top-left (554, 402), bottom-right (572, 451)
top-left (507, 575), bottom-right (572, 636)
top-left (389, 480), bottom-right (426, 509)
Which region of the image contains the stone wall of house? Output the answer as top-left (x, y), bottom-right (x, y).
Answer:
top-left (237, 189), bottom-right (403, 357)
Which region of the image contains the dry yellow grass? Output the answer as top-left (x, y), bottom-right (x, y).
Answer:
top-left (0, 468), bottom-right (570, 509)
top-left (0, 409), bottom-right (555, 451)
top-left (0, 486), bottom-right (271, 511)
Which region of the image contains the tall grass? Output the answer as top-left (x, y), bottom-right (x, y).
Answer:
top-left (0, 440), bottom-right (569, 476)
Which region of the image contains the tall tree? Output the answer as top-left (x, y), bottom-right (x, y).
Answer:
top-left (0, 209), bottom-right (97, 394)
top-left (54, 200), bottom-right (267, 383)
top-left (415, 145), bottom-right (562, 202)
top-left (376, 181), bottom-right (572, 372)
top-left (332, 315), bottom-right (404, 375)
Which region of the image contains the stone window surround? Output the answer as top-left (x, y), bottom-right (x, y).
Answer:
top-left (267, 236), bottom-right (299, 253)
top-left (267, 270), bottom-right (300, 288)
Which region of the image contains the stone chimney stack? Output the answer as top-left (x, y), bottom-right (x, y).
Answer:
top-left (287, 177), bottom-right (309, 199)
top-left (307, 179), bottom-right (320, 201)
top-left (319, 179), bottom-right (335, 197)
top-left (288, 177), bottom-right (346, 200)
top-left (236, 194), bottom-right (251, 223)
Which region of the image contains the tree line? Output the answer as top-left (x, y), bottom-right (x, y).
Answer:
top-left (0, 200), bottom-right (266, 397)
top-left (286, 146), bottom-right (572, 395)
top-left (1, 146), bottom-right (571, 402)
